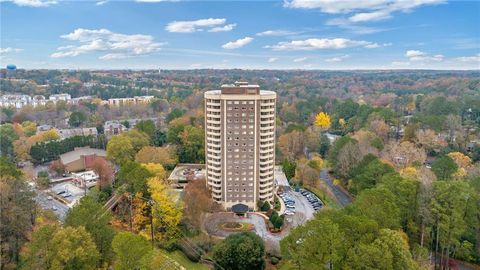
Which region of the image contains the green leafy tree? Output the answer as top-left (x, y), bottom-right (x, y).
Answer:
top-left (0, 123), bottom-right (18, 158)
top-left (69, 111), bottom-right (87, 127)
top-left (349, 156), bottom-right (395, 195)
top-left (319, 134), bottom-right (330, 157)
top-left (431, 155), bottom-right (458, 180)
top-left (213, 232), bottom-right (265, 270)
top-left (281, 215), bottom-right (343, 270)
top-left (65, 196), bottom-right (115, 264)
top-left (106, 134), bottom-right (135, 165)
top-left (135, 120), bottom-right (156, 140)
top-left (349, 187), bottom-right (401, 229)
top-left (166, 108), bottom-right (186, 123)
top-left (49, 226), bottom-right (100, 270)
top-left (0, 158), bottom-right (35, 268)
top-left (116, 162), bottom-right (153, 194)
top-left (177, 125), bottom-right (205, 163)
top-left (431, 181), bottom-right (475, 269)
top-left (111, 232), bottom-right (152, 270)
top-left (282, 159), bottom-right (296, 180)
top-left (20, 225), bottom-right (58, 270)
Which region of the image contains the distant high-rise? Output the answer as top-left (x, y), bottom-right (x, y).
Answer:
top-left (204, 82), bottom-right (276, 210)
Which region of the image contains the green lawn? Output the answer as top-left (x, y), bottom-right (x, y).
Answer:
top-left (161, 250), bottom-right (211, 270)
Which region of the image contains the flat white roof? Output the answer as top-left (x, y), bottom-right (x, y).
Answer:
top-left (205, 89), bottom-right (276, 96)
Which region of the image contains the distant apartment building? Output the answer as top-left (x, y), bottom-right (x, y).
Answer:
top-left (0, 94), bottom-right (32, 108)
top-left (32, 95), bottom-right (47, 107)
top-left (204, 81), bottom-right (276, 210)
top-left (107, 95), bottom-right (154, 107)
top-left (49, 93), bottom-right (71, 102)
top-left (57, 127), bottom-right (98, 140)
top-left (104, 120), bottom-right (127, 138)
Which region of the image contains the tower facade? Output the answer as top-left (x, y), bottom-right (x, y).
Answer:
top-left (204, 82), bottom-right (276, 210)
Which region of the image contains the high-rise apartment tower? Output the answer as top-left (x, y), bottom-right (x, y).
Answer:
top-left (204, 82), bottom-right (276, 210)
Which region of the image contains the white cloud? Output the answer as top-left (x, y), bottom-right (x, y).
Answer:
top-left (406, 50), bottom-right (425, 58)
top-left (209, 24), bottom-right (237, 32)
top-left (293, 57), bottom-right (307, 62)
top-left (284, 0), bottom-right (445, 23)
top-left (405, 49), bottom-right (443, 61)
top-left (96, 0), bottom-right (108, 5)
top-left (222, 37), bottom-right (253, 49)
top-left (265, 38), bottom-right (379, 51)
top-left (456, 54), bottom-right (480, 62)
top-left (3, 0), bottom-right (57, 7)
top-left (256, 30), bottom-right (297, 36)
top-left (325, 54), bottom-right (349, 62)
top-left (51, 28), bottom-right (165, 60)
top-left (0, 47), bottom-right (23, 53)
top-left (165, 18), bottom-right (235, 33)
top-left (268, 57), bottom-right (278, 63)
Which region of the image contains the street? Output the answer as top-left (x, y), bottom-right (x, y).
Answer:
top-left (319, 169), bottom-right (352, 207)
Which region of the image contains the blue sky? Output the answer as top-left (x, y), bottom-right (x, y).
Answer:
top-left (0, 0), bottom-right (479, 69)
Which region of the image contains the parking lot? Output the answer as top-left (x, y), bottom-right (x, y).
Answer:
top-left (35, 188), bottom-right (70, 220)
top-left (278, 189), bottom-right (323, 227)
top-left (50, 182), bottom-right (86, 207)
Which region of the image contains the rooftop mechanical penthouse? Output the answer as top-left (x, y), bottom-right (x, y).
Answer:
top-left (204, 81), bottom-right (276, 210)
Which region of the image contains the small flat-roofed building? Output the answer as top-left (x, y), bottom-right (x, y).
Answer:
top-left (57, 127), bottom-right (98, 139)
top-left (59, 147), bottom-right (106, 172)
top-left (168, 164), bottom-right (205, 188)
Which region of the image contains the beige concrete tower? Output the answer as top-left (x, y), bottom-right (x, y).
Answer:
top-left (204, 82), bottom-right (276, 210)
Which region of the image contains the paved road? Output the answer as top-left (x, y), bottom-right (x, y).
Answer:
top-left (35, 188), bottom-right (70, 221)
top-left (319, 169), bottom-right (352, 207)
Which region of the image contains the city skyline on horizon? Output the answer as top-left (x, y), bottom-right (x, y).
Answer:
top-left (1, 0), bottom-right (479, 70)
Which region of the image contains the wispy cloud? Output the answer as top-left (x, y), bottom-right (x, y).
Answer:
top-left (0, 47), bottom-right (24, 54)
top-left (325, 54), bottom-right (349, 62)
top-left (165, 18), bottom-right (235, 33)
top-left (256, 30), bottom-right (298, 36)
top-left (222, 37), bottom-right (253, 49)
top-left (456, 54), bottom-right (480, 62)
top-left (268, 57), bottom-right (278, 63)
top-left (293, 57), bottom-right (307, 62)
top-left (284, 0), bottom-right (446, 23)
top-left (265, 38), bottom-right (381, 51)
top-left (3, 0), bottom-right (57, 7)
top-left (96, 0), bottom-right (108, 5)
top-left (51, 28), bottom-right (165, 60)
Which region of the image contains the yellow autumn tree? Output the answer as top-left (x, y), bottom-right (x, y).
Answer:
top-left (141, 163), bottom-right (167, 180)
top-left (400, 166), bottom-right (418, 179)
top-left (447, 152), bottom-right (472, 169)
top-left (314, 112), bottom-right (331, 130)
top-left (147, 177), bottom-right (182, 248)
